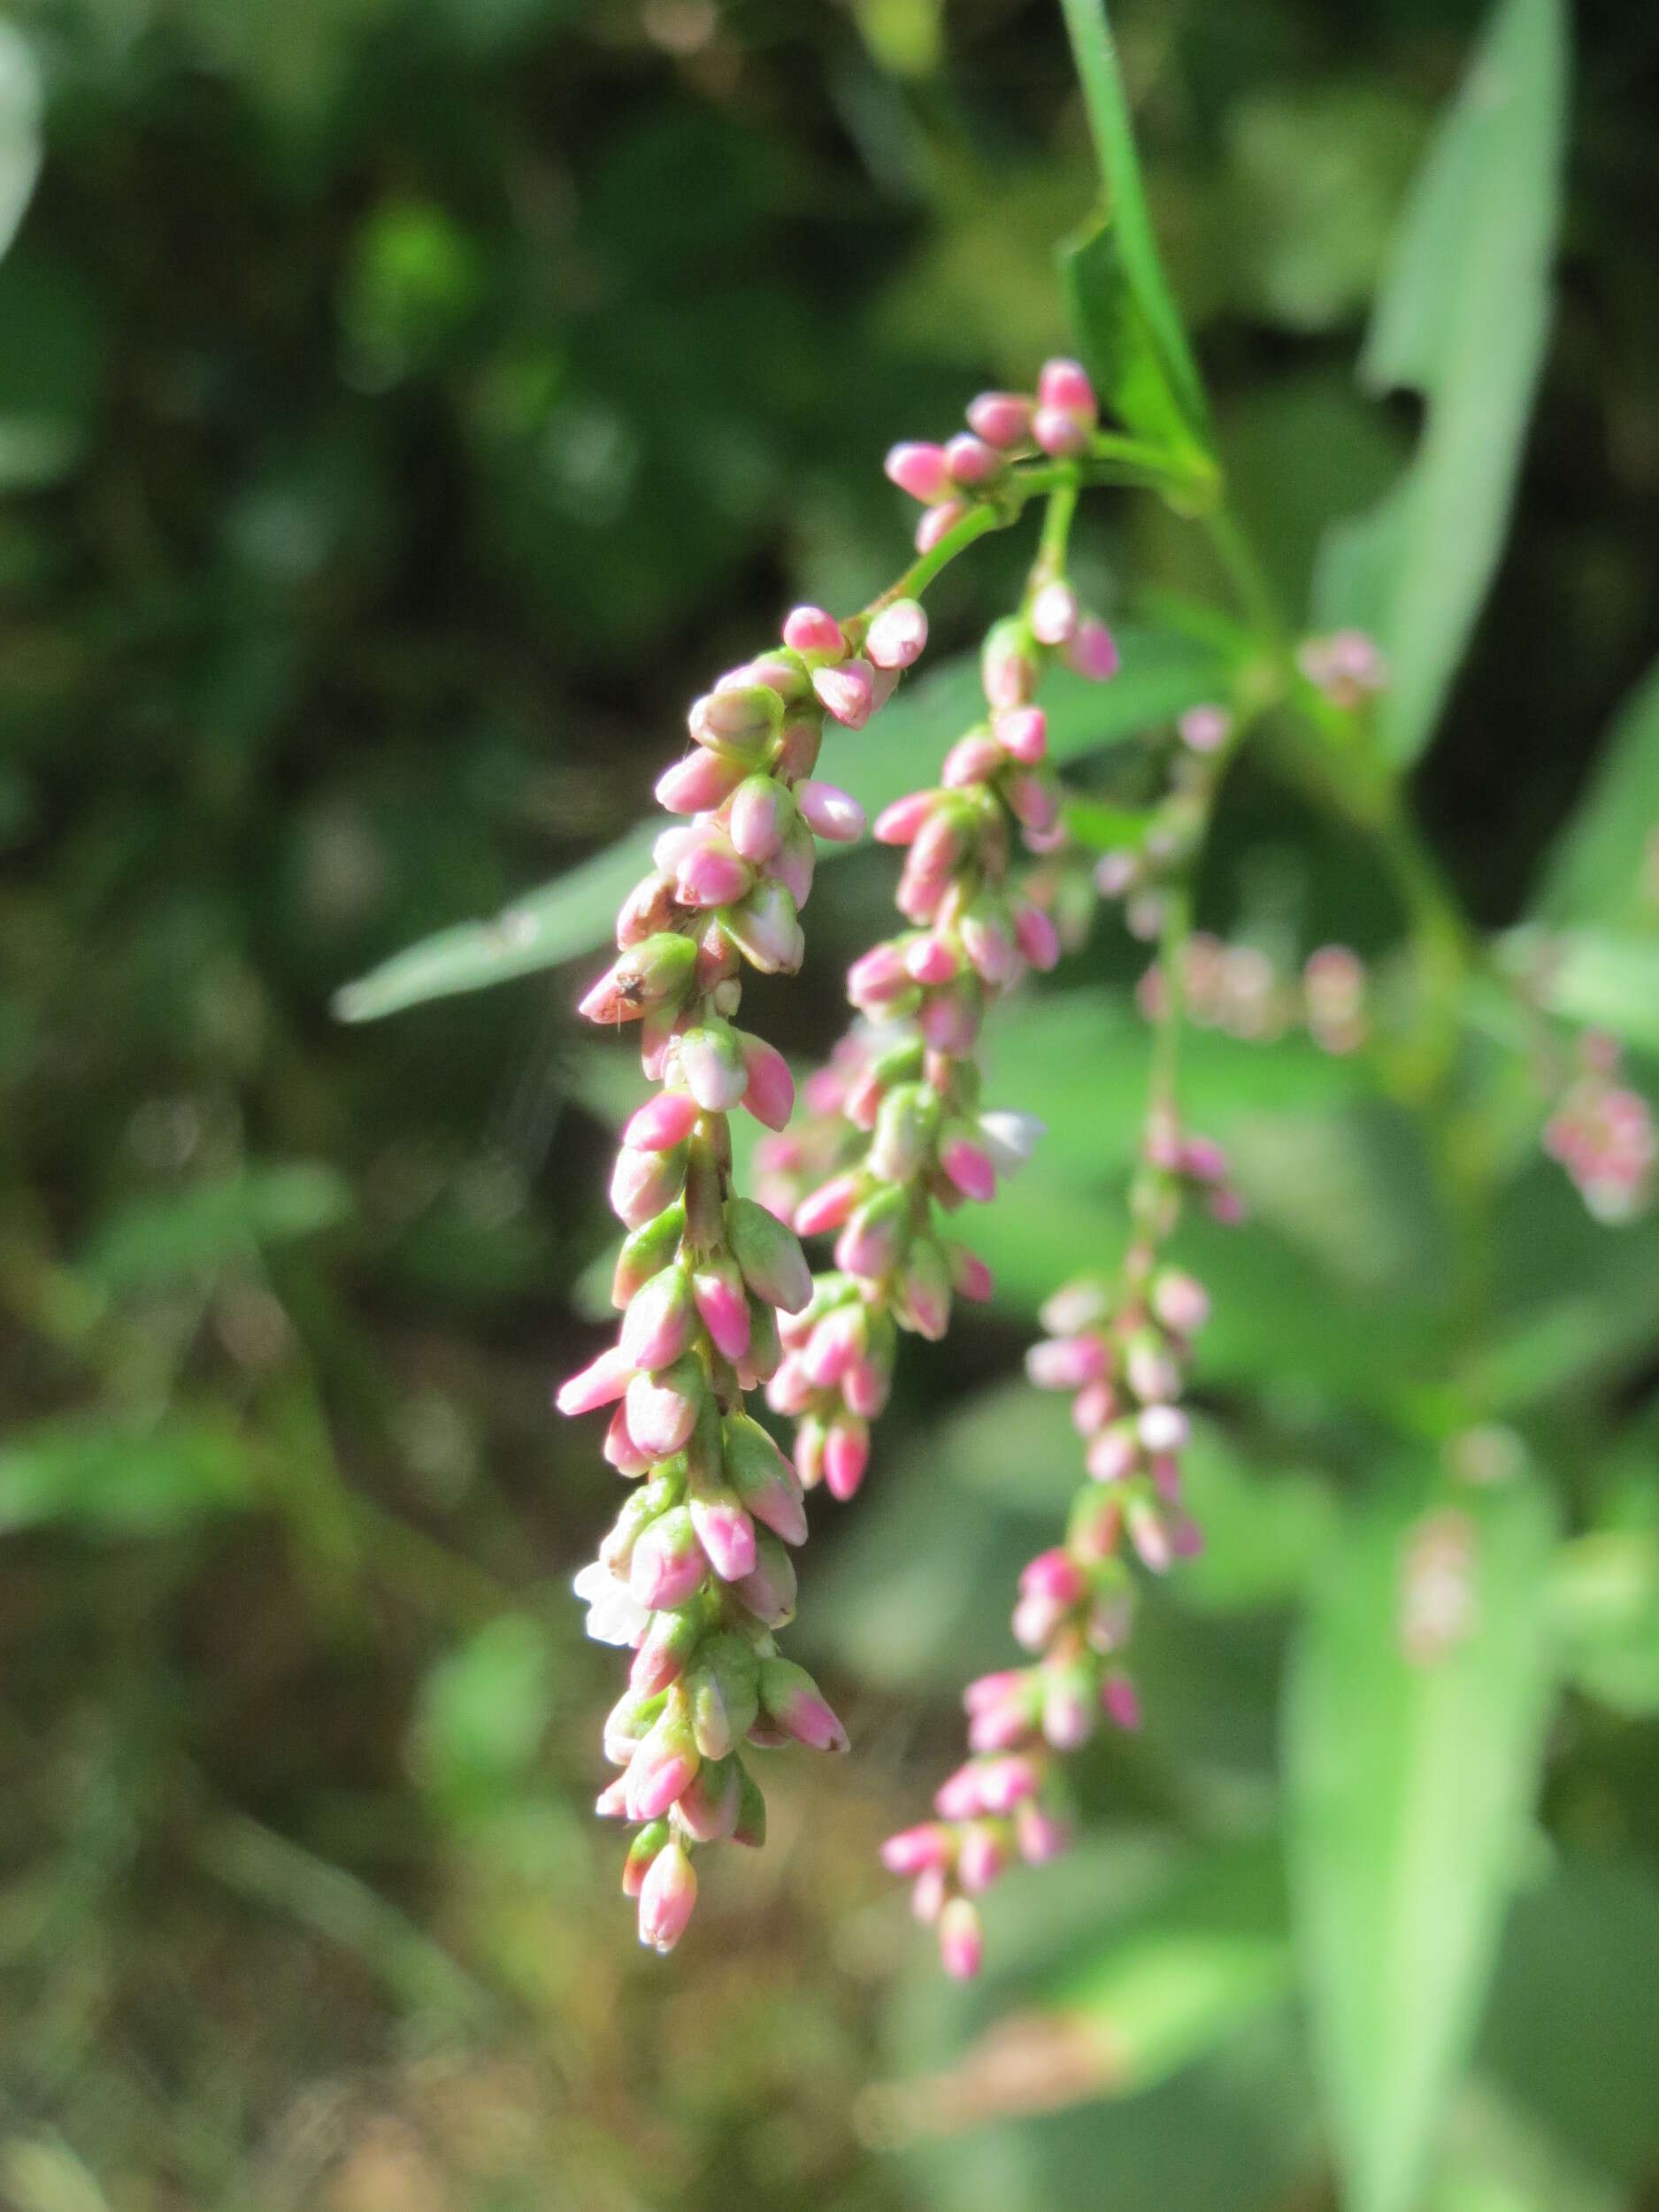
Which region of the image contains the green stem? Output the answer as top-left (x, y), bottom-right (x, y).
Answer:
top-left (1056, 0), bottom-right (1206, 426)
top-left (1202, 507), bottom-right (1286, 651)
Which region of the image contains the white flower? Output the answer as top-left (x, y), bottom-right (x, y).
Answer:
top-left (572, 1560), bottom-right (649, 1647)
top-left (978, 1110), bottom-right (1046, 1172)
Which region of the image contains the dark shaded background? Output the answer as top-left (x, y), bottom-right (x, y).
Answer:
top-left (2, 2), bottom-right (1657, 2208)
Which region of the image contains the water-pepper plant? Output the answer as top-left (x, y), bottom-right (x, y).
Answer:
top-left (327, 1), bottom-right (1657, 2206)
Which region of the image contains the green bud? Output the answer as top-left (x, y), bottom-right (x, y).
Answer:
top-left (685, 1632), bottom-right (761, 1760)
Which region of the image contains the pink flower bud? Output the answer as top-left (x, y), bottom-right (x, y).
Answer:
top-left (731, 1530), bottom-right (798, 1628)
top-left (623, 1092), bottom-right (700, 1154)
top-left (724, 1411), bottom-right (809, 1546)
top-left (1033, 404), bottom-right (1089, 457)
top-left (603, 1403), bottom-right (652, 1478)
top-left (764, 819), bottom-right (817, 911)
top-left (1065, 618), bottom-right (1119, 682)
top-left (1041, 1671), bottom-right (1094, 1750)
top-left (950, 1246), bottom-right (994, 1302)
top-left (672, 1756), bottom-right (741, 1843)
top-left (692, 1258), bottom-right (751, 1362)
top-left (961, 902), bottom-right (1018, 986)
top-left (674, 835), bottom-right (752, 910)
top-left (1178, 703), bottom-right (1231, 755)
top-left (1030, 580), bottom-right (1079, 646)
top-left (938, 1896), bottom-right (984, 1978)
top-left (759, 1655), bottom-right (849, 1752)
top-left (689, 1494), bottom-right (757, 1582)
top-left (835, 1187), bottom-right (909, 1280)
top-left (803, 1303), bottom-right (865, 1388)
top-left (1102, 1674), bottom-right (1142, 1732)
top-left (977, 1755), bottom-right (1039, 1813)
top-left (595, 1774), bottom-right (632, 1818)
top-left (1138, 1403), bottom-right (1189, 1454)
top-left (881, 1823), bottom-right (951, 1876)
top-left (795, 780), bottom-right (865, 842)
top-left (1025, 1333), bottom-right (1105, 1391)
top-left (628, 1507), bottom-right (707, 1611)
top-left (676, 1023), bottom-right (748, 1114)
top-left (992, 705), bottom-right (1048, 763)
top-left (775, 715), bottom-right (822, 781)
top-left (865, 598), bottom-right (929, 670)
top-left (822, 1414), bottom-right (870, 1501)
top-left (912, 1865), bottom-right (948, 1924)
top-left (687, 684), bottom-right (782, 759)
top-left (965, 391), bottom-right (1033, 448)
top-left (1086, 1423), bottom-right (1140, 1485)
top-left (1072, 1379), bottom-right (1117, 1437)
top-left (915, 497), bottom-right (970, 553)
top-left (626, 1356), bottom-right (703, 1457)
top-left (726, 880), bottom-right (804, 975)
top-left (933, 1763), bottom-right (988, 1820)
top-left (956, 1823), bottom-right (1010, 1893)
top-left (1015, 1799), bottom-right (1071, 1864)
top-left (941, 732), bottom-right (1005, 788)
top-left (1038, 357), bottom-right (1097, 419)
top-left (579, 931), bottom-right (698, 1024)
top-left (905, 933), bottom-right (959, 985)
top-left (637, 1838), bottom-right (697, 1953)
top-left (944, 433), bottom-right (1002, 488)
top-left (621, 1266), bottom-right (695, 1373)
top-left (781, 603), bottom-right (846, 657)
top-left (811, 657), bottom-right (877, 730)
top-left (795, 1171), bottom-right (862, 1238)
top-left (1013, 901), bottom-right (1060, 971)
top-left (616, 872), bottom-right (679, 949)
top-left (841, 1351), bottom-right (890, 1420)
top-left (1011, 1592), bottom-right (1063, 1651)
top-left (556, 1342), bottom-right (635, 1418)
top-left (873, 789), bottom-right (937, 846)
top-left (1020, 1548), bottom-right (1086, 1604)
top-left (727, 775), bottom-right (791, 864)
top-left (655, 749), bottom-right (747, 814)
top-left (1127, 1500), bottom-right (1173, 1572)
top-left (737, 1032), bottom-right (795, 1132)
top-left (884, 441), bottom-right (950, 502)
top-left (982, 619), bottom-right (1036, 710)
top-left (940, 1134), bottom-right (996, 1202)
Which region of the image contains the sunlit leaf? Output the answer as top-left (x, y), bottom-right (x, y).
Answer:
top-left (0, 20), bottom-right (42, 263)
top-left (1532, 657), bottom-right (1659, 931)
top-left (1313, 0), bottom-right (1567, 764)
top-left (1286, 1463), bottom-right (1560, 2212)
top-left (1059, 219), bottom-right (1209, 459)
top-left (1503, 926), bottom-right (1659, 1056)
top-left (1551, 1527), bottom-right (1659, 1717)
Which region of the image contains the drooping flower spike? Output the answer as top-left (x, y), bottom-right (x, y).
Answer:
top-left (561, 357), bottom-right (1126, 1949)
top-left (882, 1116), bottom-right (1242, 1973)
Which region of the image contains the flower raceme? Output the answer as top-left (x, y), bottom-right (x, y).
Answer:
top-left (881, 1118), bottom-right (1243, 1975)
top-left (559, 589), bottom-right (933, 1947)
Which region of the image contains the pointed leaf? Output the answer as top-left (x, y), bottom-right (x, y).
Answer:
top-left (1285, 1463), bottom-right (1559, 2212)
top-left (1313, 0), bottom-right (1567, 764)
top-left (1532, 657), bottom-right (1659, 930)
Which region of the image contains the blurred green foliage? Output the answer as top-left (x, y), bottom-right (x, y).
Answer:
top-left (2, 3), bottom-right (1657, 2210)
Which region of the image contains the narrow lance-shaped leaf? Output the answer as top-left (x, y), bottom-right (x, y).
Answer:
top-left (1531, 655), bottom-right (1659, 931)
top-left (1285, 1461), bottom-right (1559, 2212)
top-left (333, 628), bottom-right (1228, 1023)
top-left (1313, 0), bottom-right (1567, 765)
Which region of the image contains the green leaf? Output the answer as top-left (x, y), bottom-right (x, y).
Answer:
top-left (1058, 219), bottom-right (1209, 458)
top-left (1313, 0), bottom-right (1567, 764)
top-left (84, 1164), bottom-right (353, 1290)
top-left (1503, 926), bottom-right (1659, 1055)
top-left (1532, 657), bottom-right (1659, 930)
top-left (411, 1614), bottom-right (557, 1803)
top-left (0, 20), bottom-right (41, 264)
top-left (1172, 1425), bottom-right (1336, 1613)
top-left (1551, 1528), bottom-right (1659, 1717)
top-left (1044, 1842), bottom-right (1293, 2101)
top-left (1056, 0), bottom-right (1209, 435)
top-left (333, 628), bottom-right (1227, 1022)
top-left (1285, 1464), bottom-right (1560, 2212)
top-left (0, 1415), bottom-right (261, 1535)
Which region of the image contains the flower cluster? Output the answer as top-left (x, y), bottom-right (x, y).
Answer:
top-left (1543, 1030), bottom-right (1655, 1223)
top-left (753, 380), bottom-right (1122, 1502)
top-left (1296, 629), bottom-right (1388, 710)
top-left (1138, 934), bottom-right (1368, 1055)
top-left (558, 589), bottom-right (944, 1947)
top-left (880, 1116), bottom-right (1240, 1975)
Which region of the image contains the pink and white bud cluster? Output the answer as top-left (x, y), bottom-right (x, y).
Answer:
top-left (1543, 1033), bottom-right (1655, 1223)
top-left (756, 585), bottom-right (1120, 1502)
top-left (1092, 713), bottom-right (1234, 941)
top-left (1296, 629), bottom-right (1387, 710)
top-left (883, 357), bottom-right (1116, 672)
top-left (563, 590), bottom-right (932, 1947)
top-left (1137, 935), bottom-right (1368, 1056)
top-left (884, 1133), bottom-right (1237, 1975)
